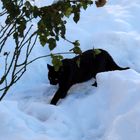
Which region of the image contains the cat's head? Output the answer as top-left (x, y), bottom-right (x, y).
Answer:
top-left (47, 64), bottom-right (59, 85)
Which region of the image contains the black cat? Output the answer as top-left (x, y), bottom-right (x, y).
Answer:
top-left (47, 49), bottom-right (129, 105)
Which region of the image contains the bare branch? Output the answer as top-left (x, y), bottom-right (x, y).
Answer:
top-left (20, 31), bottom-right (37, 49)
top-left (0, 24), bottom-right (15, 52)
top-left (27, 51), bottom-right (74, 66)
top-left (4, 52), bottom-right (10, 87)
top-left (0, 10), bottom-right (7, 16)
top-left (19, 24), bottom-right (34, 49)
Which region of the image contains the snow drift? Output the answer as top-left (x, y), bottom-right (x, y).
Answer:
top-left (1, 69), bottom-right (140, 140)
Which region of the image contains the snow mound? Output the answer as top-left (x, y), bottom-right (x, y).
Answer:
top-left (1, 69), bottom-right (140, 140)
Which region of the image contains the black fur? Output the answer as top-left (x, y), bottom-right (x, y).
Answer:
top-left (47, 49), bottom-right (129, 105)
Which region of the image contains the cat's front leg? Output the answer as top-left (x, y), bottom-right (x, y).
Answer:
top-left (50, 85), bottom-right (71, 105)
top-left (50, 89), bottom-right (61, 105)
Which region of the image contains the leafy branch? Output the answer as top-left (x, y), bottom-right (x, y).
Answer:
top-left (0, 0), bottom-right (106, 100)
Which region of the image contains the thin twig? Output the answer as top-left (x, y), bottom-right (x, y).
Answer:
top-left (27, 51), bottom-right (74, 65)
top-left (19, 24), bottom-right (34, 49)
top-left (4, 52), bottom-right (10, 87)
top-left (0, 10), bottom-right (7, 16)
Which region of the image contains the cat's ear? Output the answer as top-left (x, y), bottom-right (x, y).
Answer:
top-left (47, 64), bottom-right (53, 70)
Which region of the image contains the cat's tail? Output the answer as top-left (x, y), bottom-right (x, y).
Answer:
top-left (117, 66), bottom-right (130, 70)
top-left (110, 61), bottom-right (129, 70)
top-left (107, 53), bottom-right (130, 71)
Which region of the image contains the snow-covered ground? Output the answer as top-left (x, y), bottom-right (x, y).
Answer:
top-left (1, 0), bottom-right (140, 140)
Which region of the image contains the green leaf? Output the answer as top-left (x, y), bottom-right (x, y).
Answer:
top-left (17, 18), bottom-right (26, 37)
top-left (38, 20), bottom-right (46, 31)
top-left (13, 32), bottom-right (18, 40)
top-left (25, 1), bottom-right (32, 8)
top-left (48, 38), bottom-right (56, 50)
top-left (80, 2), bottom-right (88, 10)
top-left (51, 54), bottom-right (63, 71)
top-left (60, 24), bottom-right (66, 38)
top-left (71, 46), bottom-right (82, 55)
top-left (25, 10), bottom-right (30, 18)
top-left (22, 6), bottom-right (27, 13)
top-left (73, 40), bottom-right (80, 47)
top-left (33, 6), bottom-right (39, 18)
top-left (94, 49), bottom-right (102, 56)
top-left (39, 35), bottom-right (48, 46)
top-left (73, 12), bottom-right (80, 23)
top-left (65, 7), bottom-right (73, 17)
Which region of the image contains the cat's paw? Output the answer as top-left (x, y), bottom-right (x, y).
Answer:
top-left (92, 82), bottom-right (97, 87)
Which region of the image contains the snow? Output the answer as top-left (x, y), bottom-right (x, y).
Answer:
top-left (1, 0), bottom-right (140, 140)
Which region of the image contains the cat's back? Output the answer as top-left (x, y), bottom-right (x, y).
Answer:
top-left (61, 58), bottom-right (75, 72)
top-left (60, 49), bottom-right (109, 70)
top-left (62, 49), bottom-right (109, 66)
top-left (72, 49), bottom-right (94, 62)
